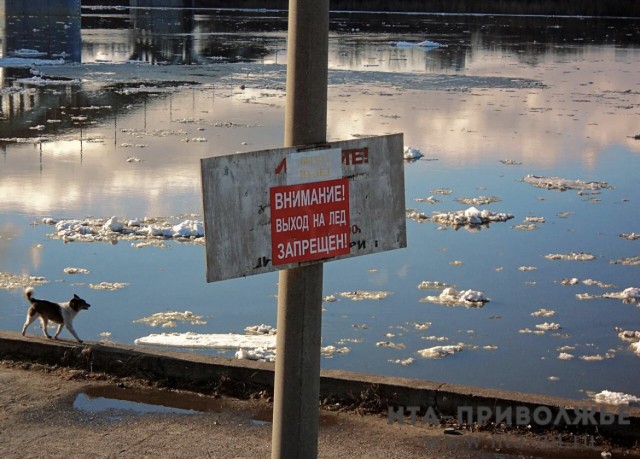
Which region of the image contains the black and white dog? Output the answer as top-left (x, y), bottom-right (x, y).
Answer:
top-left (21, 287), bottom-right (91, 343)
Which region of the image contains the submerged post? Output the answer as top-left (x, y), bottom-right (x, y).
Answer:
top-left (271, 0), bottom-right (329, 457)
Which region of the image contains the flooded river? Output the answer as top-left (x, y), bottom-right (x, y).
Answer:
top-left (1, 6), bottom-right (639, 401)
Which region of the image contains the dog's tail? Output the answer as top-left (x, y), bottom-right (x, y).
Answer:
top-left (24, 287), bottom-right (35, 302)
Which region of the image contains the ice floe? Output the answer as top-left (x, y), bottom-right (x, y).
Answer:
top-left (558, 352), bottom-right (574, 360)
top-left (133, 311), bottom-right (207, 328)
top-left (420, 287), bottom-right (489, 307)
top-left (376, 341), bottom-right (405, 350)
top-left (455, 196), bottom-right (501, 206)
top-left (135, 332), bottom-right (277, 349)
top-left (63, 267), bottom-right (90, 275)
top-left (610, 256), bottom-right (640, 266)
top-left (429, 207), bottom-right (514, 228)
top-left (45, 216), bottom-right (204, 244)
top-left (235, 347), bottom-right (275, 362)
top-left (544, 252), bottom-right (596, 261)
top-left (388, 357), bottom-right (415, 366)
top-left (321, 345), bottom-right (350, 357)
top-left (536, 322), bottom-right (561, 331)
top-left (603, 287), bottom-right (640, 304)
top-left (417, 280), bottom-right (454, 291)
top-left (523, 175), bottom-right (613, 191)
top-left (89, 282), bottom-right (129, 291)
top-left (244, 324), bottom-right (276, 335)
top-left (617, 330), bottom-right (640, 342)
top-left (619, 233), bottom-right (640, 240)
top-left (591, 390), bottom-right (640, 405)
top-left (417, 344), bottom-right (463, 359)
top-left (339, 291), bottom-right (391, 301)
top-left (0, 272), bottom-right (47, 290)
top-left (531, 308), bottom-right (556, 317)
top-left (403, 146), bottom-right (424, 160)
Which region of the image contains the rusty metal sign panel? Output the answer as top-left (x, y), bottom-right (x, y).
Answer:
top-left (200, 133), bottom-right (406, 283)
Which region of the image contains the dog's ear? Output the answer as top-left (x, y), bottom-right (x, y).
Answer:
top-left (73, 294), bottom-right (80, 299)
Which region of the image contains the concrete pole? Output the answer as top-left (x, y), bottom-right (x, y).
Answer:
top-left (271, 0), bottom-right (329, 458)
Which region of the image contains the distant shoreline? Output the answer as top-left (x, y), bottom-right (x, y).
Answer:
top-left (82, 0), bottom-right (639, 18)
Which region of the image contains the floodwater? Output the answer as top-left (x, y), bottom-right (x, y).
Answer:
top-left (1, 6), bottom-right (639, 401)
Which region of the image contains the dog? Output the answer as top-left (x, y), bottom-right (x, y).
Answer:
top-left (21, 287), bottom-right (91, 343)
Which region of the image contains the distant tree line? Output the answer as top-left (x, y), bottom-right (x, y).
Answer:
top-left (83, 0), bottom-right (639, 17)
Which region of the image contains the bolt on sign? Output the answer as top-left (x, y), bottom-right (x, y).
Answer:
top-left (201, 133), bottom-right (406, 283)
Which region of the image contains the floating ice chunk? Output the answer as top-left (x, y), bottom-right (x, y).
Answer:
top-left (618, 330), bottom-right (640, 342)
top-left (545, 252), bottom-right (596, 261)
top-left (558, 352), bottom-right (574, 360)
top-left (134, 311), bottom-right (206, 328)
top-left (421, 287), bottom-right (489, 307)
top-left (245, 324), bottom-right (276, 335)
top-left (172, 220), bottom-right (204, 238)
top-left (103, 216), bottom-right (124, 232)
top-left (531, 308), bottom-right (555, 317)
top-left (323, 295), bottom-right (337, 302)
top-left (235, 347), bottom-right (276, 362)
top-left (417, 344), bottom-right (463, 359)
top-left (620, 233), bottom-right (640, 240)
top-left (0, 272), bottom-right (48, 290)
top-left (321, 345), bottom-right (350, 357)
top-left (591, 390), bottom-right (640, 405)
top-left (339, 290), bottom-right (391, 301)
top-left (456, 196), bottom-right (501, 206)
top-left (135, 332), bottom-right (277, 349)
top-left (388, 357), bottom-right (415, 366)
top-left (63, 267), bottom-right (90, 275)
top-left (429, 207), bottom-right (514, 228)
top-left (603, 287), bottom-right (640, 303)
top-left (89, 282), bottom-right (129, 291)
top-left (376, 341), bottom-right (405, 349)
top-left (523, 175), bottom-right (613, 191)
top-left (405, 209), bottom-right (429, 223)
top-left (610, 256), bottom-right (640, 266)
top-left (42, 217), bottom-right (57, 225)
top-left (391, 40), bottom-right (445, 48)
top-left (403, 146), bottom-right (424, 160)
top-left (536, 322), bottom-right (561, 331)
top-left (417, 280), bottom-right (453, 290)
top-left (631, 342), bottom-right (640, 356)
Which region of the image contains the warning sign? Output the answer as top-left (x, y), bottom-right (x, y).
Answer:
top-left (270, 178), bottom-right (350, 265)
top-left (201, 133), bottom-right (406, 283)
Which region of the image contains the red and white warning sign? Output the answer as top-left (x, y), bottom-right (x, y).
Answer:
top-left (201, 133), bottom-right (405, 283)
top-left (270, 178), bottom-right (350, 265)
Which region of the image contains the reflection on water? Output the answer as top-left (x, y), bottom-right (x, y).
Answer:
top-left (0, 9), bottom-right (639, 400)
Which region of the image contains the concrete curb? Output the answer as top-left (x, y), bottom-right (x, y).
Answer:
top-left (1, 331), bottom-right (638, 443)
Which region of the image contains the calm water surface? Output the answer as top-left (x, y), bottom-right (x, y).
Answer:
top-left (1, 8), bottom-right (639, 400)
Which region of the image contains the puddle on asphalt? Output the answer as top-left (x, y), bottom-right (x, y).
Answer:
top-left (73, 385), bottom-right (223, 416)
top-left (73, 385), bottom-right (340, 428)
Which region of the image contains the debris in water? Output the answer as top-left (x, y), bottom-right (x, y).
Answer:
top-left (63, 267), bottom-right (90, 275)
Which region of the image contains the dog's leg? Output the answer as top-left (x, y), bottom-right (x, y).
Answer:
top-left (53, 323), bottom-right (64, 340)
top-left (39, 317), bottom-right (52, 339)
top-left (65, 323), bottom-right (83, 343)
top-left (21, 310), bottom-right (39, 336)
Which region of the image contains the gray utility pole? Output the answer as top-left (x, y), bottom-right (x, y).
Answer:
top-left (271, 0), bottom-right (330, 457)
